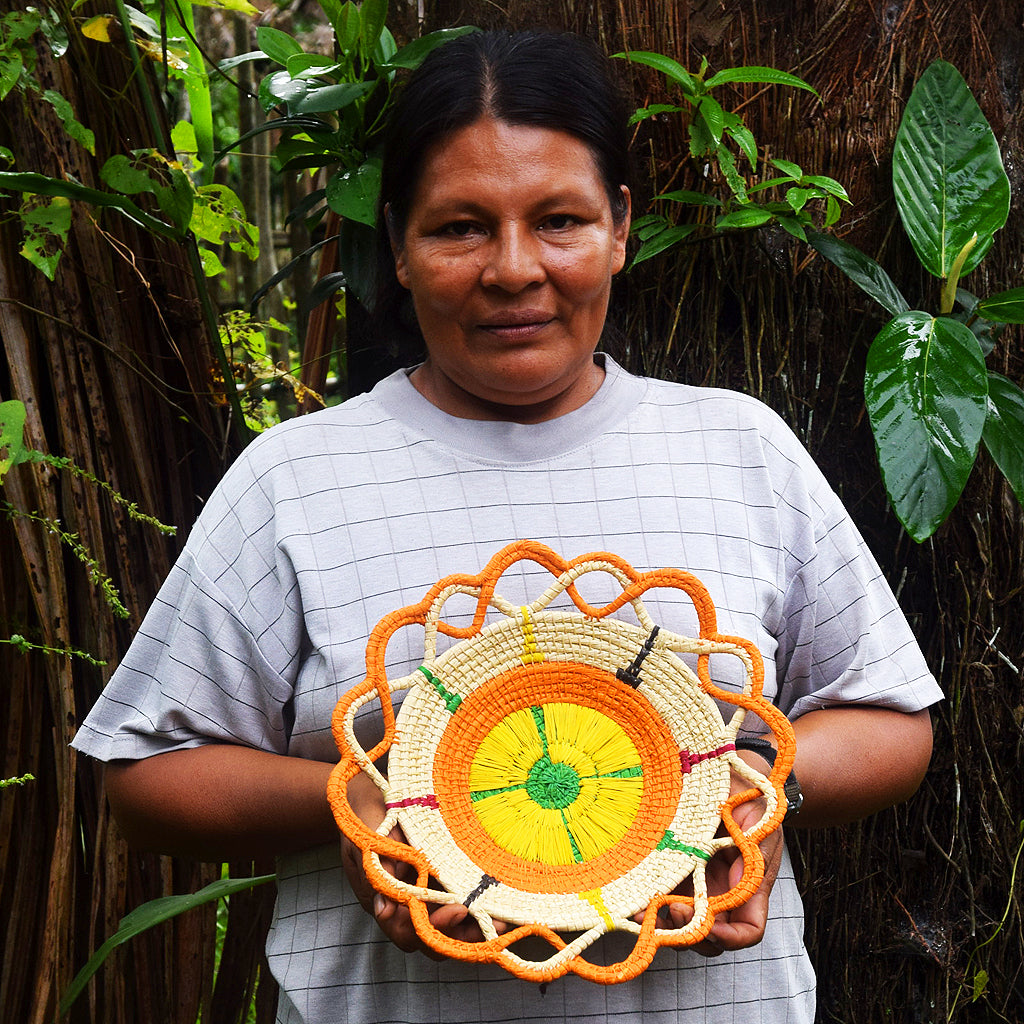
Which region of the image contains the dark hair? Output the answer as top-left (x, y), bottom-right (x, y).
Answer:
top-left (373, 29), bottom-right (633, 360)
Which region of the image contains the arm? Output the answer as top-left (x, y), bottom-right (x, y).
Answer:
top-left (104, 745), bottom-right (337, 862)
top-left (765, 704), bottom-right (933, 828)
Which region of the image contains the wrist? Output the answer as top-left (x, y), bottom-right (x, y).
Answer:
top-left (735, 737), bottom-right (803, 822)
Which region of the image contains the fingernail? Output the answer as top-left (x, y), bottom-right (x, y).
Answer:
top-left (373, 894), bottom-right (386, 917)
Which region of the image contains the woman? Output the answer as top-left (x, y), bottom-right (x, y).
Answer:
top-left (74, 30), bottom-right (940, 1024)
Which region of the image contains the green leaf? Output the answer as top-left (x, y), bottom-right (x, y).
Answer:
top-left (824, 194), bottom-right (842, 228)
top-left (217, 49), bottom-right (265, 73)
top-left (802, 174), bottom-right (850, 201)
top-left (192, 0), bottom-right (258, 13)
top-left (704, 65), bottom-right (819, 98)
top-left (977, 286), bottom-right (1024, 324)
top-left (0, 399), bottom-right (28, 481)
top-left (256, 25), bottom-right (304, 66)
top-left (384, 26), bottom-right (478, 70)
top-left (18, 193), bottom-right (71, 279)
top-left (785, 187), bottom-right (814, 214)
top-left (632, 215), bottom-right (670, 240)
top-left (59, 875), bottom-right (275, 1016)
top-left (657, 189), bottom-right (722, 207)
top-left (337, 2), bottom-right (361, 55)
top-left (724, 118), bottom-right (757, 169)
top-left (806, 230), bottom-right (909, 317)
top-left (628, 103), bottom-right (686, 125)
top-left (696, 95), bottom-right (726, 144)
top-left (373, 25), bottom-right (397, 65)
top-left (865, 312), bottom-right (988, 541)
top-left (197, 245), bottom-right (225, 276)
top-left (41, 90), bottom-right (94, 155)
top-left (982, 373), bottom-right (1024, 508)
top-left (192, 184), bottom-right (258, 258)
top-left (360, 0), bottom-right (388, 51)
top-left (0, 170), bottom-right (179, 238)
top-left (715, 145), bottom-right (748, 202)
top-left (775, 216), bottom-right (808, 243)
top-left (613, 50), bottom-right (698, 100)
top-left (294, 80), bottom-right (373, 114)
top-left (326, 158), bottom-right (381, 227)
top-left (972, 968), bottom-right (989, 1002)
top-left (714, 208), bottom-right (773, 230)
top-left (893, 60), bottom-right (1010, 279)
top-left (631, 223), bottom-right (698, 265)
top-left (286, 54), bottom-right (343, 78)
top-left (771, 158), bottom-right (803, 178)
top-left (336, 217), bottom-right (378, 306)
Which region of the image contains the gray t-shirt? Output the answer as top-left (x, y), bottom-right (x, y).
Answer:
top-left (74, 356), bottom-right (942, 1024)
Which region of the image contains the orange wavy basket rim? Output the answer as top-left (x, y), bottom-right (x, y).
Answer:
top-left (327, 540), bottom-right (796, 984)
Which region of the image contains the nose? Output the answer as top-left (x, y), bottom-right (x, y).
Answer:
top-left (480, 224), bottom-right (545, 292)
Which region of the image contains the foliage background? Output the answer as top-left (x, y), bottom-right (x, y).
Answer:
top-left (1, 0), bottom-right (1021, 1022)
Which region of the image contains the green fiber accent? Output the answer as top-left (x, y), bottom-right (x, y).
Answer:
top-left (417, 665), bottom-right (462, 713)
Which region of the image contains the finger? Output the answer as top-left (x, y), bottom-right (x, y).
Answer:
top-left (372, 893), bottom-right (424, 953)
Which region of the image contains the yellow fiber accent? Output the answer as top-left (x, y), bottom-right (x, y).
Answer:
top-left (469, 708), bottom-right (543, 792)
top-left (546, 703), bottom-right (641, 775)
top-left (579, 888), bottom-right (615, 931)
top-left (519, 607), bottom-right (545, 665)
top-left (473, 790), bottom-right (577, 864)
top-left (564, 778), bottom-right (643, 860)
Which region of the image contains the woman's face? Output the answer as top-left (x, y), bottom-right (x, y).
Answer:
top-left (392, 117), bottom-right (630, 422)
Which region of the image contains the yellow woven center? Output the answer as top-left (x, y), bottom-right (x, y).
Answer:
top-left (467, 702), bottom-right (644, 865)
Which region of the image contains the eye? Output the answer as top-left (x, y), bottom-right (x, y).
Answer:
top-left (439, 220), bottom-right (483, 238)
top-left (541, 213), bottom-right (579, 231)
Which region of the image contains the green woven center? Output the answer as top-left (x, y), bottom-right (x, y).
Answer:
top-left (525, 757), bottom-right (581, 809)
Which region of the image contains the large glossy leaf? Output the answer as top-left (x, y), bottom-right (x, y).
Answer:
top-left (977, 286), bottom-right (1024, 324)
top-left (982, 373), bottom-right (1024, 508)
top-left (892, 60), bottom-right (1009, 279)
top-left (865, 311), bottom-right (988, 541)
top-left (805, 230), bottom-right (909, 317)
top-left (326, 158), bottom-right (381, 227)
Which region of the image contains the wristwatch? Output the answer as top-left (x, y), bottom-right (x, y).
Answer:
top-left (735, 737), bottom-right (803, 821)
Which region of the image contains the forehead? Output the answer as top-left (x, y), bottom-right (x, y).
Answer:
top-left (409, 117), bottom-right (606, 211)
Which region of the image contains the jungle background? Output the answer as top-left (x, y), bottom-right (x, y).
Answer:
top-left (1, 0), bottom-right (1022, 1022)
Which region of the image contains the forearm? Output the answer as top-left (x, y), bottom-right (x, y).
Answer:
top-left (757, 706), bottom-right (933, 828)
top-left (104, 745), bottom-right (338, 861)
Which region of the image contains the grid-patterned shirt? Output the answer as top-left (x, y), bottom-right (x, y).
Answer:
top-left (74, 356), bottom-right (941, 1024)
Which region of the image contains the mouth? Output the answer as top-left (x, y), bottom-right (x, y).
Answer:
top-left (477, 310), bottom-right (555, 336)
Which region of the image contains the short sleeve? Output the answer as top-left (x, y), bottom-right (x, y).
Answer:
top-left (764, 417), bottom-right (942, 718)
top-left (72, 442), bottom-right (304, 762)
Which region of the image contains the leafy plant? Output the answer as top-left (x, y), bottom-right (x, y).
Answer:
top-left (807, 60), bottom-right (1024, 541)
top-left (58, 873), bottom-right (275, 1015)
top-left (226, 0), bottom-right (475, 306)
top-left (616, 50), bottom-right (848, 264)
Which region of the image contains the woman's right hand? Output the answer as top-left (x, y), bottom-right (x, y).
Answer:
top-left (341, 772), bottom-right (508, 956)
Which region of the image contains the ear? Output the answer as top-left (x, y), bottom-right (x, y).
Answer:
top-left (385, 203), bottom-right (411, 289)
top-left (611, 186), bottom-right (631, 274)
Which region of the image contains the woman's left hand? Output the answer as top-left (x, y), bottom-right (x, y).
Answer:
top-left (635, 754), bottom-right (782, 956)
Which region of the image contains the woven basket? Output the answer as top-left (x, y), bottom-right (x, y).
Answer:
top-left (327, 540), bottom-right (795, 983)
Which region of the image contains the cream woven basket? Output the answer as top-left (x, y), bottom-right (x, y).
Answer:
top-left (327, 540), bottom-right (795, 984)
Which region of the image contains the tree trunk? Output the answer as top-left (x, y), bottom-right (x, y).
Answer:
top-left (0, 2), bottom-right (247, 1021)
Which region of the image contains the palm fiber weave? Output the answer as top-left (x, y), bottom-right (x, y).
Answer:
top-left (327, 540), bottom-right (795, 983)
